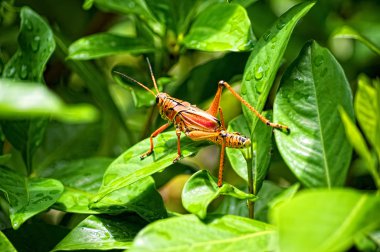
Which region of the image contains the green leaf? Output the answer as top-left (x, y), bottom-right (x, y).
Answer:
top-left (68, 33), bottom-right (155, 60)
top-left (2, 7), bottom-right (55, 82)
top-left (93, 131), bottom-right (202, 202)
top-left (270, 189), bottom-right (380, 252)
top-left (182, 170), bottom-right (257, 219)
top-left (40, 158), bottom-right (112, 214)
top-left (90, 176), bottom-right (167, 222)
top-left (355, 75), bottom-right (380, 159)
top-left (0, 79), bottom-right (98, 122)
top-left (0, 166), bottom-right (64, 229)
top-left (0, 231), bottom-right (16, 252)
top-left (53, 215), bottom-right (146, 251)
top-left (129, 214), bottom-right (276, 252)
top-left (241, 0), bottom-right (316, 131)
top-left (274, 41), bottom-right (354, 188)
top-left (333, 25), bottom-right (380, 56)
top-left (339, 108), bottom-right (380, 187)
top-left (183, 3), bottom-right (254, 51)
top-left (1, 7), bottom-right (56, 173)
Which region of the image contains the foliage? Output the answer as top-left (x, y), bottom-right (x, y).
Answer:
top-left (0, 0), bottom-right (380, 251)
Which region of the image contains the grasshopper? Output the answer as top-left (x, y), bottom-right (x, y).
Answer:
top-left (113, 59), bottom-right (289, 187)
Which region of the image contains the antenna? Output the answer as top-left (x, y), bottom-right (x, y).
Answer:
top-left (145, 57), bottom-right (160, 94)
top-left (112, 70), bottom-right (157, 97)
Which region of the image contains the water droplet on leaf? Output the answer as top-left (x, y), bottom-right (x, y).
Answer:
top-left (245, 71), bottom-right (253, 81)
top-left (263, 31), bottom-right (271, 41)
top-left (254, 66), bottom-right (264, 80)
top-left (241, 85), bottom-right (247, 95)
top-left (19, 65), bottom-right (28, 79)
top-left (276, 18), bottom-right (286, 30)
top-left (25, 20), bottom-right (33, 31)
top-left (8, 67), bottom-right (16, 77)
top-left (31, 36), bottom-right (40, 52)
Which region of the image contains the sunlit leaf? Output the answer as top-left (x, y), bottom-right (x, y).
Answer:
top-left (53, 215), bottom-right (146, 251)
top-left (0, 79), bottom-right (98, 122)
top-left (270, 189), bottom-right (380, 252)
top-left (0, 231), bottom-right (16, 252)
top-left (241, 0), bottom-right (316, 131)
top-left (130, 214), bottom-right (276, 252)
top-left (93, 131), bottom-right (203, 202)
top-left (68, 33), bottom-right (155, 60)
top-left (355, 75), bottom-right (380, 159)
top-left (183, 3), bottom-right (254, 51)
top-left (274, 41), bottom-right (354, 187)
top-left (339, 108), bottom-right (380, 187)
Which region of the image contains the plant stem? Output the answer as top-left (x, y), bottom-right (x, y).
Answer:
top-left (246, 148), bottom-right (254, 219)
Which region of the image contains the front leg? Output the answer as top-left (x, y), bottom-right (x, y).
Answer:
top-left (141, 123), bottom-right (171, 159)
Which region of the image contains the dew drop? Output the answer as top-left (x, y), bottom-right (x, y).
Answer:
top-left (19, 65), bottom-right (28, 79)
top-left (263, 31), bottom-right (271, 41)
top-left (254, 66), bottom-right (264, 80)
top-left (241, 85), bottom-right (247, 95)
top-left (276, 18), bottom-right (286, 30)
top-left (7, 67), bottom-right (16, 77)
top-left (245, 71), bottom-right (253, 81)
top-left (25, 20), bottom-right (33, 31)
top-left (314, 55), bottom-right (323, 67)
top-left (31, 36), bottom-right (40, 52)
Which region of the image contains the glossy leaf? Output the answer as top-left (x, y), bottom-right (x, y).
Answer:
top-left (0, 166), bottom-right (64, 229)
top-left (93, 131), bottom-right (202, 202)
top-left (90, 176), bottom-right (167, 222)
top-left (270, 189), bottom-right (380, 252)
top-left (274, 41), bottom-right (354, 187)
top-left (182, 170), bottom-right (257, 219)
top-left (0, 79), bottom-right (98, 122)
top-left (53, 215), bottom-right (146, 251)
top-left (241, 0), bottom-right (316, 131)
top-left (68, 33), bottom-right (155, 60)
top-left (355, 75), bottom-right (380, 158)
top-left (40, 158), bottom-right (112, 213)
top-left (333, 25), bottom-right (380, 56)
top-left (130, 214), bottom-right (276, 252)
top-left (2, 7), bottom-right (55, 82)
top-left (0, 231), bottom-right (16, 252)
top-left (183, 3), bottom-right (254, 51)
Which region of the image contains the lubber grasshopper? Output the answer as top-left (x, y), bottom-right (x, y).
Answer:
top-left (113, 59), bottom-right (289, 187)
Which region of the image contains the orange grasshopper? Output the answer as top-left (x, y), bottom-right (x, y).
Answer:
top-left (113, 59), bottom-right (289, 187)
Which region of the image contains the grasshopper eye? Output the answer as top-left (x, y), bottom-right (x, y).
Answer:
top-left (156, 96), bottom-right (159, 104)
